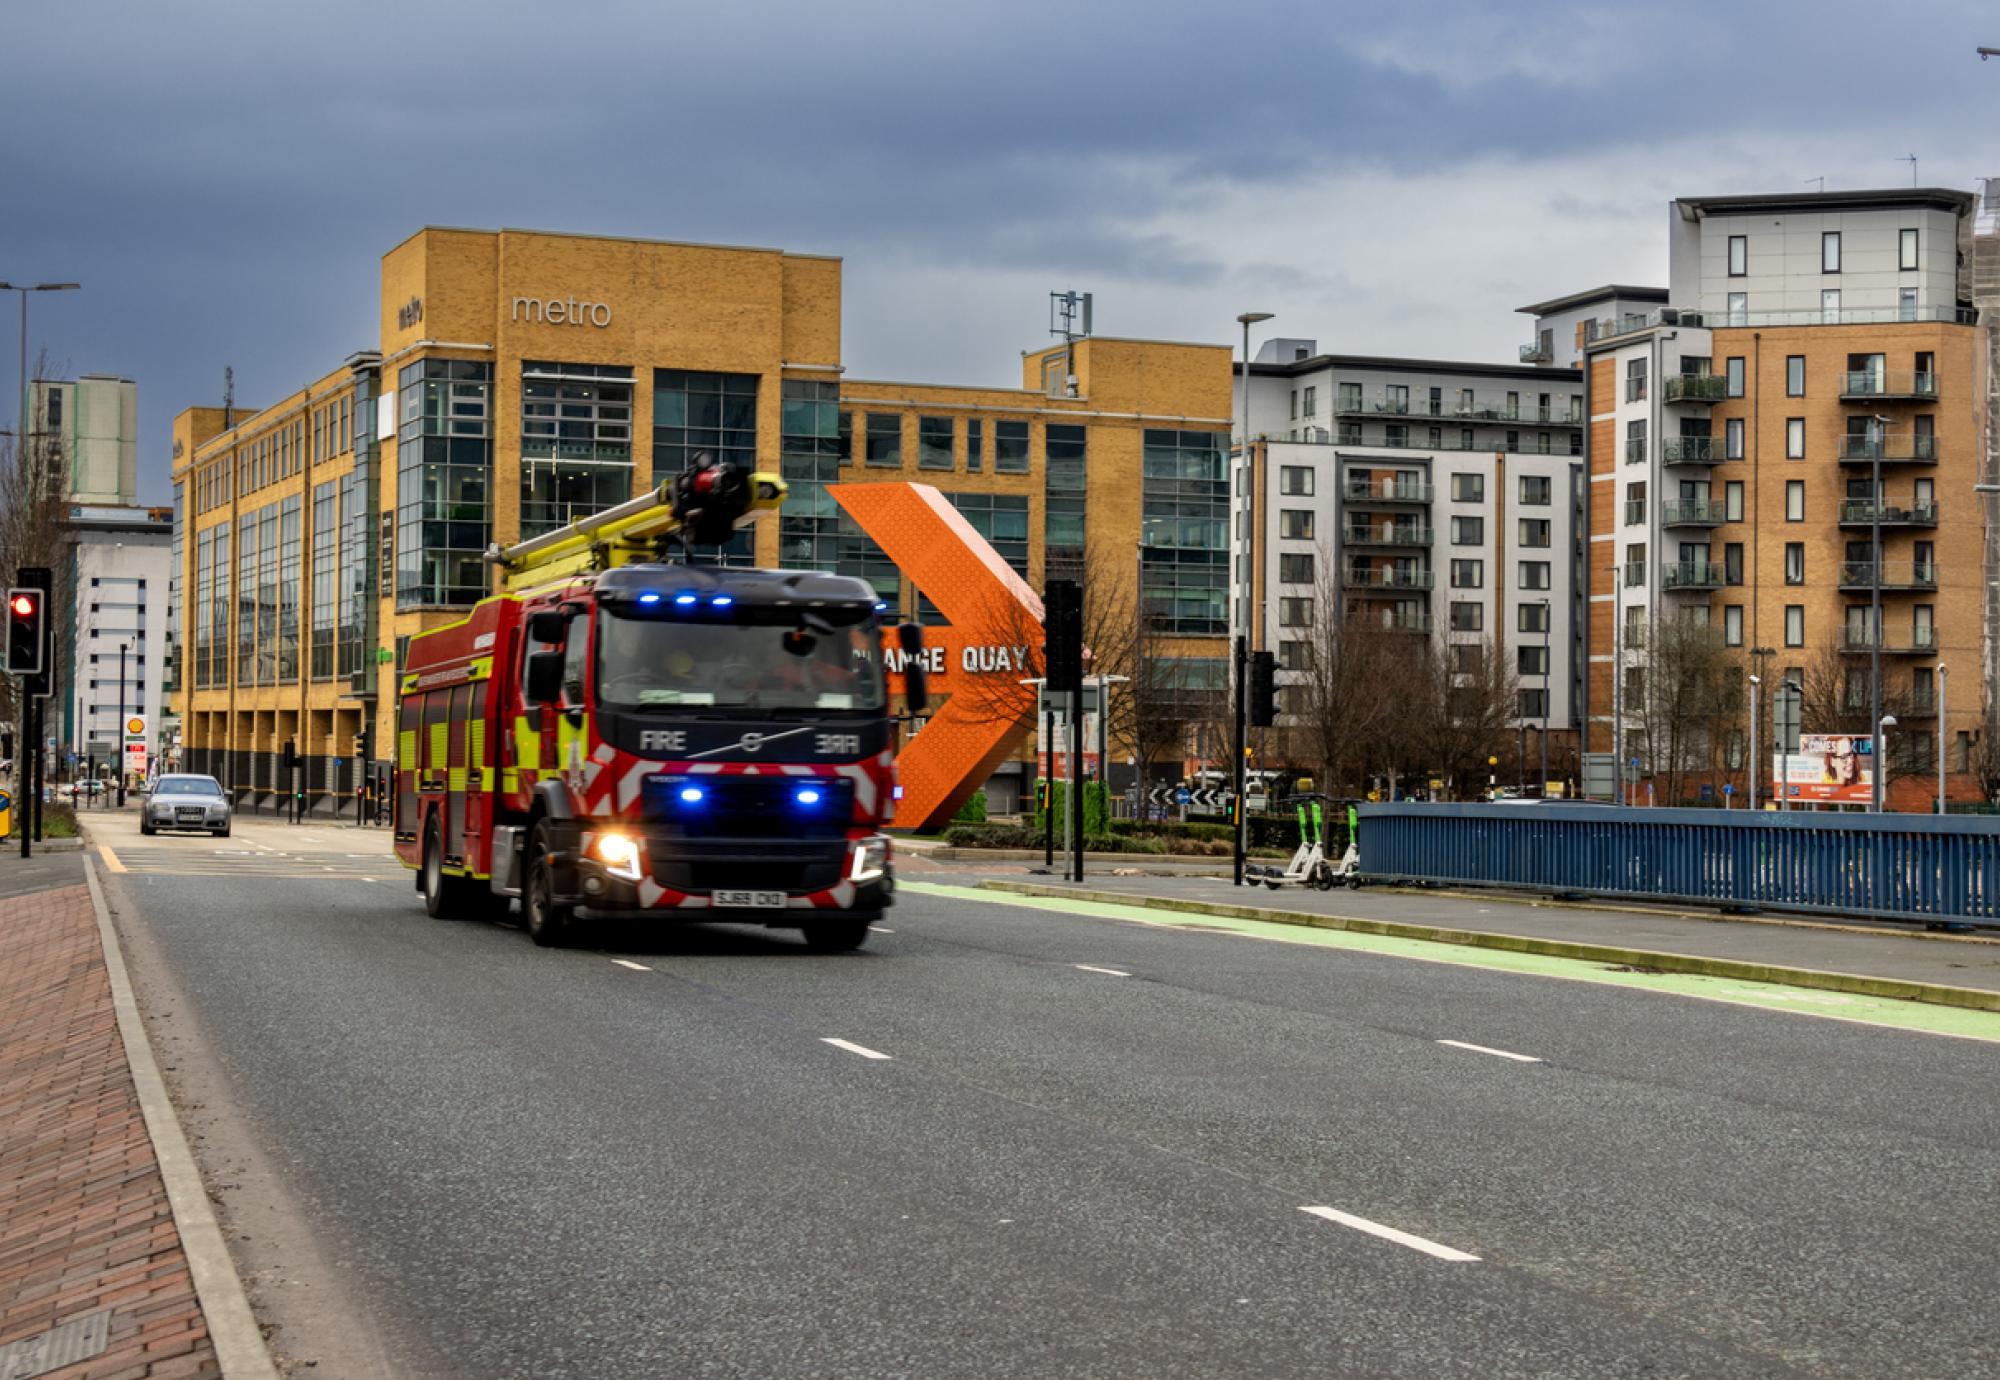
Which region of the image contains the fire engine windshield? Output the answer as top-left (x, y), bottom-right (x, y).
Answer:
top-left (595, 609), bottom-right (886, 713)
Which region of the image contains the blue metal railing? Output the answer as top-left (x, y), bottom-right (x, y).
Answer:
top-left (1357, 802), bottom-right (2000, 926)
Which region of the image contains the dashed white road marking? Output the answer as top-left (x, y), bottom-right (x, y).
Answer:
top-left (611, 959), bottom-right (652, 971)
top-left (1073, 964), bottom-right (1132, 977)
top-left (869, 926), bottom-right (894, 933)
top-left (821, 1037), bottom-right (893, 1060)
top-left (1298, 1206), bottom-right (1480, 1262)
top-left (1436, 1039), bottom-right (1543, 1064)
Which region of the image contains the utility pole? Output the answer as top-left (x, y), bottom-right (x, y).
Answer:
top-left (116, 642), bottom-right (128, 808)
top-left (1232, 634), bottom-right (1247, 885)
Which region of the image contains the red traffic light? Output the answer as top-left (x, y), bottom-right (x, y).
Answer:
top-left (8, 593), bottom-right (33, 617)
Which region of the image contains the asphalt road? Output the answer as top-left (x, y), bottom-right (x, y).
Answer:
top-left (96, 819), bottom-right (2000, 1378)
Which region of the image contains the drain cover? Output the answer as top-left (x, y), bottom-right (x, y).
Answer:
top-left (0, 1310), bottom-right (112, 1380)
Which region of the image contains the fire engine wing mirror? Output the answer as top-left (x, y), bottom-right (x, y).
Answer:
top-left (524, 650), bottom-right (565, 706)
top-left (897, 622), bottom-right (929, 715)
top-left (527, 609), bottom-right (566, 644)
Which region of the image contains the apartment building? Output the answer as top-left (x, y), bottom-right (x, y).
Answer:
top-left (169, 226), bottom-right (1232, 810)
top-left (28, 375), bottom-right (139, 506)
top-left (1578, 187), bottom-right (1986, 804)
top-left (65, 505), bottom-right (172, 769)
top-left (1235, 346), bottom-right (1588, 775)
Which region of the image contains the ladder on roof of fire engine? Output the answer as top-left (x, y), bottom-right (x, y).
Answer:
top-left (485, 458), bottom-right (787, 593)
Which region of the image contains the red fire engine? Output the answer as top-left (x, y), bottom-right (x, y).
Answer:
top-left (393, 458), bottom-right (928, 951)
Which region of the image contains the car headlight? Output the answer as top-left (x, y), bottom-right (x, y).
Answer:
top-left (849, 837), bottom-right (890, 883)
top-left (590, 832), bottom-right (644, 882)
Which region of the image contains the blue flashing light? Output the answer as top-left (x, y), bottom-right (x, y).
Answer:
top-left (637, 591), bottom-right (661, 605)
top-left (678, 785), bottom-right (706, 804)
top-left (794, 787), bottom-right (822, 806)
top-left (873, 601), bottom-right (889, 613)
top-left (673, 593), bottom-right (700, 607)
top-left (710, 594), bottom-right (734, 608)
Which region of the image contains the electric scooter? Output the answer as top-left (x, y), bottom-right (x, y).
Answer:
top-left (1246, 795), bottom-right (1361, 890)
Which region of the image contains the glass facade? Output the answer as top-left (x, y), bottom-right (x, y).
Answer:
top-left (278, 496), bottom-right (301, 681)
top-left (1140, 429), bottom-right (1228, 633)
top-left (1045, 422), bottom-right (1087, 578)
top-left (655, 368), bottom-right (757, 566)
top-left (917, 492), bottom-right (1029, 623)
top-left (397, 359), bottom-right (492, 608)
top-left (257, 504), bottom-right (278, 686)
top-left (193, 527), bottom-right (212, 689)
top-left (778, 379), bottom-right (842, 571)
top-left (235, 512), bottom-right (256, 684)
top-left (519, 361), bottom-right (634, 539)
top-left (311, 480), bottom-right (337, 680)
top-left (167, 481), bottom-right (183, 693)
top-left (338, 371), bottom-right (377, 682)
top-left (995, 420), bottom-right (1030, 473)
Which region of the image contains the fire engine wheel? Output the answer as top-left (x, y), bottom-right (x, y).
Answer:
top-left (422, 821), bottom-right (478, 920)
top-left (799, 918), bottom-right (872, 953)
top-left (523, 823), bottom-right (573, 947)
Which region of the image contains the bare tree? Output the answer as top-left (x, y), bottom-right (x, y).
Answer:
top-left (1799, 635), bottom-right (1915, 797)
top-left (1636, 615), bottom-right (1743, 805)
top-left (1406, 634), bottom-right (1516, 797)
top-left (0, 353), bottom-right (76, 738)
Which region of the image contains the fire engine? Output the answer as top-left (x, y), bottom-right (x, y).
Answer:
top-left (393, 456), bottom-right (928, 951)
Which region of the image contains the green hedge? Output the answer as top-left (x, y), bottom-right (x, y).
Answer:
top-left (950, 789), bottom-right (988, 825)
top-left (942, 823), bottom-right (1165, 854)
top-left (1034, 781), bottom-right (1108, 837)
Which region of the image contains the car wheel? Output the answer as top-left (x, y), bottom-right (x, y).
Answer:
top-left (523, 821), bottom-right (572, 947)
top-left (213, 824), bottom-right (231, 838)
top-left (422, 820), bottom-right (476, 920)
top-left (140, 819), bottom-right (155, 836)
top-left (799, 918), bottom-right (871, 953)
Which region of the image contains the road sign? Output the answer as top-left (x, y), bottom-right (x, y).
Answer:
top-left (1175, 787), bottom-right (1190, 806)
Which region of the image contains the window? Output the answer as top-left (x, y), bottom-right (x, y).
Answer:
top-left (1449, 601), bottom-right (1483, 632)
top-left (1728, 234), bottom-right (1747, 276)
top-left (1626, 357), bottom-right (1648, 402)
top-left (1519, 474), bottom-right (1551, 505)
top-left (395, 358), bottom-right (492, 609)
top-left (1626, 418), bottom-right (1646, 465)
top-left (1044, 423), bottom-right (1088, 570)
top-left (1279, 640), bottom-right (1312, 671)
top-left (1141, 430), bottom-right (1229, 632)
top-left (1626, 480), bottom-right (1646, 526)
top-left (1450, 516), bottom-right (1483, 545)
top-left (1460, 427), bottom-right (1475, 450)
top-left (918, 416), bottom-right (953, 469)
top-left (1785, 605), bottom-right (1804, 647)
top-left (1451, 472), bottom-right (1484, 502)
top-left (1279, 465), bottom-right (1314, 496)
top-left (1727, 292), bottom-right (1748, 325)
top-left (1279, 597), bottom-right (1313, 627)
top-left (1450, 559), bottom-right (1483, 589)
top-left (865, 414), bottom-right (903, 467)
top-left (1384, 424), bottom-right (1407, 448)
top-left (1725, 357), bottom-right (1745, 397)
top-left (1724, 481), bottom-right (1744, 522)
top-left (1302, 385), bottom-right (1317, 417)
top-left (1898, 288), bottom-right (1917, 322)
top-left (1453, 643), bottom-right (1483, 674)
top-left (1821, 288), bottom-right (1840, 323)
top-left (1519, 602), bottom-right (1549, 633)
top-left (1786, 355), bottom-right (1805, 397)
top-left (1279, 553), bottom-right (1313, 584)
top-left (1724, 542), bottom-right (1744, 586)
top-left (1723, 605), bottom-right (1743, 647)
top-left (1506, 430), bottom-right (1520, 451)
top-left (1518, 560), bottom-right (1551, 590)
top-left (1289, 389), bottom-right (1298, 420)
top-left (1786, 418), bottom-right (1805, 459)
top-left (1900, 227), bottom-right (1919, 271)
top-left (966, 418), bottom-right (983, 472)
top-left (1518, 646), bottom-right (1549, 676)
top-left (1786, 481), bottom-right (1804, 522)
top-left (1517, 519), bottom-right (1551, 548)
top-left (946, 493), bottom-right (1030, 581)
top-left (1430, 427), bottom-right (1444, 448)
top-left (994, 420), bottom-right (1030, 472)
top-left (1280, 509), bottom-right (1314, 540)
top-left (1725, 417), bottom-right (1745, 460)
top-left (777, 378), bottom-right (844, 572)
top-left (1821, 231), bottom-right (1841, 273)
top-left (1783, 542), bottom-right (1804, 585)
top-left (1338, 382), bottom-right (1362, 412)
top-left (1625, 541), bottom-right (1645, 587)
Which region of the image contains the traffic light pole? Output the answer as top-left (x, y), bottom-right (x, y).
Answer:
top-left (18, 694), bottom-right (32, 859)
top-left (1069, 681), bottom-right (1084, 882)
top-left (1232, 634), bottom-right (1247, 887)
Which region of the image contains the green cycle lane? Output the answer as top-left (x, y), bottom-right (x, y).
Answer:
top-left (902, 881), bottom-right (2000, 1044)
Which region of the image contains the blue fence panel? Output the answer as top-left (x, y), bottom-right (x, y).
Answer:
top-left (1356, 802), bottom-right (2000, 926)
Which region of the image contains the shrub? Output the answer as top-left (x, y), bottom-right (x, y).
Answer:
top-left (950, 790), bottom-right (989, 825)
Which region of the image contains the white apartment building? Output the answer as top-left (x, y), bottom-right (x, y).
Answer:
top-left (66, 506), bottom-right (173, 771)
top-left (1234, 346), bottom-right (1588, 768)
top-left (30, 374), bottom-right (139, 506)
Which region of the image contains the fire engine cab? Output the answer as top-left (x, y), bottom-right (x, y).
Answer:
top-left (393, 458), bottom-right (928, 951)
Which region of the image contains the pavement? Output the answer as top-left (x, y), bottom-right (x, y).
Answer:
top-left (0, 850), bottom-right (236, 1380)
top-left (63, 809), bottom-right (2000, 1377)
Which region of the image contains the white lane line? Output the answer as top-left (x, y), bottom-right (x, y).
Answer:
top-left (821, 1037), bottom-right (893, 1060)
top-left (1436, 1038), bottom-right (1543, 1064)
top-left (1298, 1206), bottom-right (1480, 1262)
top-left (869, 925), bottom-right (894, 933)
top-left (1073, 963), bottom-right (1132, 977)
top-left (611, 959), bottom-right (653, 971)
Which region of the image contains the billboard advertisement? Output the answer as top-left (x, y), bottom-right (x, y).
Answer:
top-left (1774, 733), bottom-right (1875, 805)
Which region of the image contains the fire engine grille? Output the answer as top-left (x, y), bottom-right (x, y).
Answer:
top-left (648, 840), bottom-right (849, 896)
top-left (640, 774), bottom-right (857, 840)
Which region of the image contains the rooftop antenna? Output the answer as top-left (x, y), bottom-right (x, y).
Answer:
top-left (1900, 154), bottom-right (1919, 186)
top-left (223, 365), bottom-right (235, 428)
top-left (1047, 290), bottom-right (1090, 398)
top-left (1805, 176), bottom-right (1825, 193)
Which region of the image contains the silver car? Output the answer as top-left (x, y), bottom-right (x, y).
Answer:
top-left (142, 774), bottom-right (233, 837)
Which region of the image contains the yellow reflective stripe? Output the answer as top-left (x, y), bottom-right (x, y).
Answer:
top-left (514, 715), bottom-right (540, 771)
top-left (479, 767), bottom-right (496, 790)
top-left (429, 722), bottom-right (446, 769)
top-left (468, 716), bottom-right (486, 769)
top-left (398, 730), bottom-right (418, 770)
top-left (556, 713), bottom-right (585, 771)
top-left (501, 768), bottom-right (520, 794)
top-left (448, 767), bottom-right (468, 791)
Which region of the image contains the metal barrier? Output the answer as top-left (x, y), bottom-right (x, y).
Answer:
top-left (1357, 802), bottom-right (2000, 926)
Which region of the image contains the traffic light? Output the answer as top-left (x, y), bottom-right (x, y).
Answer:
top-left (1247, 650), bottom-right (1278, 727)
top-left (6, 587), bottom-right (45, 676)
top-left (1044, 579), bottom-right (1082, 692)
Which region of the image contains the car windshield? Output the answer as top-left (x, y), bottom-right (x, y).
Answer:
top-left (155, 777), bottom-right (222, 796)
top-left (595, 608), bottom-right (886, 712)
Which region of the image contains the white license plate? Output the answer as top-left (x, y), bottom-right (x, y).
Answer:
top-left (712, 889), bottom-right (787, 909)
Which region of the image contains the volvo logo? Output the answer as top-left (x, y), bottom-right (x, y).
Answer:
top-left (738, 732), bottom-right (765, 754)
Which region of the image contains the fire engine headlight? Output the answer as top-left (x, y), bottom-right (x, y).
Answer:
top-left (592, 832), bottom-right (644, 882)
top-left (849, 837), bottom-right (889, 883)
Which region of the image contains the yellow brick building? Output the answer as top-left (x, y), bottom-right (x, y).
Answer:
top-left (169, 227), bottom-right (1233, 811)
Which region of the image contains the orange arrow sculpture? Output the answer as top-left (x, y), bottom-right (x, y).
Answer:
top-left (831, 482), bottom-right (1043, 832)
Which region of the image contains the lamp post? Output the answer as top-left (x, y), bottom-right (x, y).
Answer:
top-left (1233, 311), bottom-right (1272, 887)
top-left (0, 281), bottom-right (82, 463)
top-left (1870, 412), bottom-right (1890, 811)
top-left (1878, 713), bottom-right (1899, 811)
top-left (1937, 664), bottom-right (1947, 814)
top-left (1748, 675), bottom-right (1760, 813)
top-left (116, 642), bottom-right (128, 808)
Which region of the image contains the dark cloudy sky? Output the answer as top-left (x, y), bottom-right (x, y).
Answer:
top-left (4, 0), bottom-right (1995, 502)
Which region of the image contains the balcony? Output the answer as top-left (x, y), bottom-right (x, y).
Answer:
top-left (1837, 434), bottom-right (1937, 465)
top-left (1837, 560), bottom-right (1939, 592)
top-left (1344, 479), bottom-right (1433, 504)
top-left (1335, 397), bottom-right (1581, 427)
top-left (1662, 560), bottom-right (1725, 591)
top-left (1587, 305), bottom-right (1977, 341)
top-left (1837, 501), bottom-right (1939, 529)
top-left (1520, 343), bottom-right (1552, 364)
top-left (1840, 371), bottom-right (1938, 402)
top-left (1660, 500), bottom-right (1726, 528)
top-left (1840, 626), bottom-right (1938, 656)
top-left (1342, 565), bottom-right (1434, 591)
top-left (1353, 608), bottom-right (1433, 635)
top-left (1343, 524), bottom-right (1432, 547)
top-left (1661, 437), bottom-right (1730, 465)
top-left (1663, 374), bottom-right (1728, 403)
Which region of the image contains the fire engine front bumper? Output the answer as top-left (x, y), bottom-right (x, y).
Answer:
top-left (568, 831), bottom-right (895, 918)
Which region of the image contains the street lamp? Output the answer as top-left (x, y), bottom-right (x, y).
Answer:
top-left (1878, 713), bottom-right (1899, 811)
top-left (0, 282), bottom-right (82, 465)
top-left (1748, 675), bottom-right (1761, 813)
top-left (1937, 664), bottom-right (1948, 815)
top-left (1232, 310), bottom-right (1272, 887)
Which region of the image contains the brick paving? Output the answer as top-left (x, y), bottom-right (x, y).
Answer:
top-left (0, 875), bottom-right (222, 1380)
